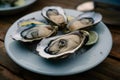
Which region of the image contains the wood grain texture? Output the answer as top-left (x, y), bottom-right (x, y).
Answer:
top-left (0, 41), bottom-right (22, 74)
top-left (0, 65), bottom-right (23, 80)
top-left (0, 0), bottom-right (120, 80)
top-left (108, 25), bottom-right (120, 59)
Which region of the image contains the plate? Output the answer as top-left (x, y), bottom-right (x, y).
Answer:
top-left (0, 0), bottom-right (36, 15)
top-left (5, 9), bottom-right (112, 76)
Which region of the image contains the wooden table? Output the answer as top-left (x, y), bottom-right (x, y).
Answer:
top-left (0, 0), bottom-right (120, 80)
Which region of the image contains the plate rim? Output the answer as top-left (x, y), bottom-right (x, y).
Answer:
top-left (4, 9), bottom-right (113, 76)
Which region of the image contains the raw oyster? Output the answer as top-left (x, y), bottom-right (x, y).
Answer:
top-left (12, 19), bottom-right (57, 42)
top-left (36, 30), bottom-right (89, 59)
top-left (41, 6), bottom-right (68, 29)
top-left (67, 12), bottom-right (102, 31)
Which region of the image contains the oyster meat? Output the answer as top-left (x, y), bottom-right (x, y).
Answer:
top-left (12, 19), bottom-right (57, 42)
top-left (67, 12), bottom-right (102, 31)
top-left (36, 30), bottom-right (89, 59)
top-left (41, 6), bottom-right (68, 29)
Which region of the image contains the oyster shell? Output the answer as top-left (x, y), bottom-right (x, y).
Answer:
top-left (36, 30), bottom-right (89, 59)
top-left (41, 6), bottom-right (68, 29)
top-left (67, 12), bottom-right (102, 31)
top-left (12, 19), bottom-right (57, 42)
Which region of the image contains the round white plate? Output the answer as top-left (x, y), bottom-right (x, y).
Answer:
top-left (5, 9), bottom-right (112, 76)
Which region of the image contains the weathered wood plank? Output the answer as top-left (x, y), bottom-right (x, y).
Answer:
top-left (0, 41), bottom-right (23, 74)
top-left (93, 58), bottom-right (120, 80)
top-left (109, 29), bottom-right (120, 59)
top-left (0, 65), bottom-right (23, 80)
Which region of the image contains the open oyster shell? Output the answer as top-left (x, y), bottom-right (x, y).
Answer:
top-left (12, 19), bottom-right (57, 42)
top-left (67, 12), bottom-right (102, 31)
top-left (41, 6), bottom-right (68, 29)
top-left (36, 30), bottom-right (89, 59)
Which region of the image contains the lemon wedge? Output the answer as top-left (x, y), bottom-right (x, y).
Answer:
top-left (14, 0), bottom-right (25, 6)
top-left (86, 31), bottom-right (98, 45)
top-left (19, 20), bottom-right (44, 27)
top-left (67, 16), bottom-right (74, 22)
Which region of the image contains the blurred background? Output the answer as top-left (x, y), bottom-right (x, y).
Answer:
top-left (0, 0), bottom-right (120, 25)
top-left (76, 0), bottom-right (120, 25)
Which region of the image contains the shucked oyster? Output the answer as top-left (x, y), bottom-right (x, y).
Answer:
top-left (67, 12), bottom-right (102, 31)
top-left (12, 19), bottom-right (57, 42)
top-left (41, 6), bottom-right (68, 29)
top-left (36, 30), bottom-right (89, 59)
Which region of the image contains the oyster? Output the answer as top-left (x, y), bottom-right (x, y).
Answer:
top-left (12, 19), bottom-right (57, 42)
top-left (41, 6), bottom-right (68, 29)
top-left (67, 12), bottom-right (102, 31)
top-left (36, 30), bottom-right (89, 59)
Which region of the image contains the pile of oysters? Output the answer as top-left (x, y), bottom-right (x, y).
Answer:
top-left (12, 6), bottom-right (102, 59)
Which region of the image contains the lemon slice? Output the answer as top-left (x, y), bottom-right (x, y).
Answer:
top-left (86, 31), bottom-right (98, 45)
top-left (19, 20), bottom-right (44, 27)
top-left (67, 16), bottom-right (74, 22)
top-left (14, 0), bottom-right (25, 7)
